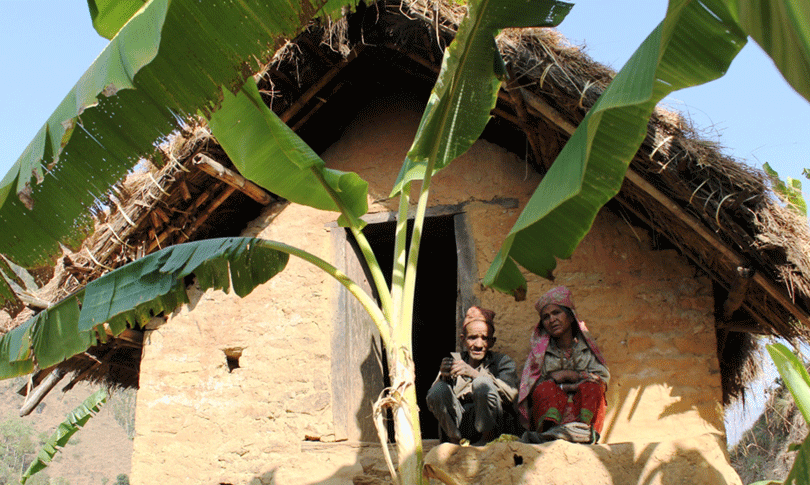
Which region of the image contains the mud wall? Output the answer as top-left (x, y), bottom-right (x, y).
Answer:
top-left (130, 102), bottom-right (725, 484)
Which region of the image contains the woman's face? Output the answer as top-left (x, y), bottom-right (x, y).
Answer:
top-left (540, 304), bottom-right (573, 339)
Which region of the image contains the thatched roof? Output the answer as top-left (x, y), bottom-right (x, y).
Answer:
top-left (4, 0), bottom-right (809, 406)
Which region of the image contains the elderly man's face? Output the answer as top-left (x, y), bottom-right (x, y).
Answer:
top-left (463, 321), bottom-right (494, 364)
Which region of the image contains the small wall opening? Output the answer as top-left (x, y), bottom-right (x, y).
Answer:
top-left (223, 348), bottom-right (243, 372)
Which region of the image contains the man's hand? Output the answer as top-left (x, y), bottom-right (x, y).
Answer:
top-left (450, 359), bottom-right (479, 379)
top-left (439, 357), bottom-right (455, 381)
top-left (440, 357), bottom-right (479, 380)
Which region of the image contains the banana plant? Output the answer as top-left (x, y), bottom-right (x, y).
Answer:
top-left (20, 388), bottom-right (109, 484)
top-left (749, 343), bottom-right (810, 485)
top-left (763, 163), bottom-right (807, 216)
top-left (207, 0), bottom-right (575, 480)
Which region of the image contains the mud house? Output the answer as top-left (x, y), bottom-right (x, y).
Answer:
top-left (1, 1), bottom-right (809, 484)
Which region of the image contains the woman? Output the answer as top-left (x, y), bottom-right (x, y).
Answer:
top-left (516, 286), bottom-right (609, 443)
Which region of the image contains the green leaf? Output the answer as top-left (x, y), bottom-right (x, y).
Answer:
top-left (0, 262), bottom-right (22, 312)
top-left (483, 0), bottom-right (747, 295)
top-left (766, 343), bottom-right (810, 426)
top-left (764, 162), bottom-right (808, 215)
top-left (784, 434), bottom-right (810, 485)
top-left (20, 388), bottom-right (108, 484)
top-left (87, 0), bottom-right (148, 39)
top-left (208, 78), bottom-right (369, 227)
top-left (0, 0), bottom-right (360, 272)
top-left (390, 0), bottom-right (573, 195)
top-left (0, 255), bottom-right (38, 291)
top-left (721, 0), bottom-right (810, 104)
top-left (0, 319), bottom-right (35, 379)
top-left (77, 237), bottom-right (289, 340)
top-left (0, 238), bottom-right (289, 376)
top-left (30, 292), bottom-right (98, 373)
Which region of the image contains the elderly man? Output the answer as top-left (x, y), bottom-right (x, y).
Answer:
top-left (426, 306), bottom-right (518, 445)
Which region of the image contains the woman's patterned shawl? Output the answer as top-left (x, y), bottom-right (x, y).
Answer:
top-left (516, 286), bottom-right (607, 429)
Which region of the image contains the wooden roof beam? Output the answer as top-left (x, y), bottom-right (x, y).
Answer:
top-left (192, 153), bottom-right (272, 205)
top-left (716, 320), bottom-right (769, 334)
top-left (626, 171), bottom-right (810, 329)
top-left (505, 65), bottom-right (547, 166)
top-left (291, 81), bottom-right (347, 132)
top-left (512, 85), bottom-right (810, 330)
top-left (280, 46), bottom-right (363, 124)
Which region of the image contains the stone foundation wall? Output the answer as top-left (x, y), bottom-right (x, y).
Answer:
top-left (130, 102), bottom-right (726, 484)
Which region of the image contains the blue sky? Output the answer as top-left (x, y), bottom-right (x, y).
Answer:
top-left (1, 1), bottom-right (809, 186)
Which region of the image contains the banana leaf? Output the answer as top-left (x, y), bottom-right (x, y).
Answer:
top-left (722, 0), bottom-right (810, 103)
top-left (0, 0), bottom-right (359, 272)
top-left (390, 0), bottom-right (572, 196)
top-left (0, 237), bottom-right (289, 378)
top-left (208, 78), bottom-right (369, 227)
top-left (764, 162), bottom-right (807, 215)
top-left (767, 343), bottom-right (810, 425)
top-left (20, 388), bottom-right (108, 484)
top-left (88, 0), bottom-right (148, 39)
top-left (483, 0), bottom-right (748, 295)
top-left (765, 343), bottom-right (810, 485)
top-left (0, 319), bottom-right (35, 379)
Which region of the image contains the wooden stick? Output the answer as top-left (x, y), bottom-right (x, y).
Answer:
top-left (490, 107), bottom-right (521, 126)
top-left (291, 82), bottom-right (346, 132)
top-left (192, 153), bottom-right (272, 205)
top-left (150, 211), bottom-right (162, 229)
top-left (723, 267), bottom-right (754, 319)
top-left (505, 66), bottom-right (547, 166)
top-left (268, 67), bottom-right (299, 95)
top-left (300, 35), bottom-right (338, 66)
top-left (384, 43), bottom-right (439, 75)
top-left (280, 46), bottom-right (363, 124)
top-left (179, 181), bottom-right (192, 201)
top-left (154, 207), bottom-right (170, 224)
top-left (193, 191), bottom-right (212, 210)
top-left (519, 89), bottom-right (577, 135)
top-left (19, 368), bottom-right (66, 417)
top-left (179, 186), bottom-right (238, 245)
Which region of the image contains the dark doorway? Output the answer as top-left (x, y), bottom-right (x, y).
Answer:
top-left (358, 215), bottom-right (458, 439)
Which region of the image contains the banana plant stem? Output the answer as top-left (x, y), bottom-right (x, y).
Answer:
top-left (391, 184), bottom-right (411, 325)
top-left (310, 169), bottom-right (395, 324)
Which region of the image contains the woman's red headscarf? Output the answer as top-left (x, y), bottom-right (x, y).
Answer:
top-left (516, 286), bottom-right (607, 429)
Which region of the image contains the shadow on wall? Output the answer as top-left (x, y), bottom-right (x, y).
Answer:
top-left (240, 286), bottom-right (733, 484)
top-left (240, 370), bottom-right (738, 485)
top-left (423, 436), bottom-right (740, 485)
top-left (236, 340), bottom-right (735, 484)
top-left (598, 369), bottom-right (722, 445)
top-left (245, 436), bottom-right (738, 485)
